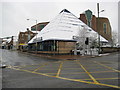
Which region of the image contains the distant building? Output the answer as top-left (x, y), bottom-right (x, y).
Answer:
top-left (18, 29), bottom-right (37, 51)
top-left (0, 38), bottom-right (2, 45)
top-left (79, 9), bottom-right (112, 42)
top-left (1, 37), bottom-right (13, 49)
top-left (31, 22), bottom-right (49, 31)
top-left (11, 36), bottom-right (18, 50)
top-left (0, 38), bottom-right (3, 49)
top-left (7, 36), bottom-right (14, 49)
top-left (97, 17), bottom-right (112, 42)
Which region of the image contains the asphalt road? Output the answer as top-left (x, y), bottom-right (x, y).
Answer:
top-left (1, 49), bottom-right (120, 89)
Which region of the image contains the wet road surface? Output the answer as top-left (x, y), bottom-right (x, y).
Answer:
top-left (1, 49), bottom-right (120, 88)
top-left (1, 49), bottom-right (59, 66)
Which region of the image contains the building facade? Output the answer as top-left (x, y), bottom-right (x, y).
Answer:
top-left (28, 40), bottom-right (76, 55)
top-left (31, 22), bottom-right (49, 31)
top-left (18, 29), bottom-right (37, 51)
top-left (1, 37), bottom-right (12, 49)
top-left (96, 17), bottom-right (112, 42)
top-left (7, 36), bottom-right (14, 50)
top-left (28, 9), bottom-right (107, 55)
top-left (79, 10), bottom-right (112, 42)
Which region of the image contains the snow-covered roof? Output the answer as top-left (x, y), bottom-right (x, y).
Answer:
top-left (4, 38), bottom-right (11, 43)
top-left (1, 42), bottom-right (6, 45)
top-left (13, 36), bottom-right (18, 42)
top-left (100, 36), bottom-right (108, 42)
top-left (31, 31), bottom-right (39, 34)
top-left (28, 9), bottom-right (107, 44)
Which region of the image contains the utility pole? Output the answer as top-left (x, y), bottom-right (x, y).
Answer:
top-left (27, 19), bottom-right (38, 54)
top-left (97, 3), bottom-right (105, 54)
top-left (97, 3), bottom-right (100, 54)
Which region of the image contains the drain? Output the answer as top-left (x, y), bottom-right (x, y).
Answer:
top-left (66, 59), bottom-right (76, 60)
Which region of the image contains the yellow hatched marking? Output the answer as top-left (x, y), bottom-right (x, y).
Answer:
top-left (14, 63), bottom-right (45, 69)
top-left (7, 66), bottom-right (120, 88)
top-left (57, 76), bottom-right (120, 88)
top-left (90, 70), bottom-right (116, 73)
top-left (93, 61), bottom-right (120, 72)
top-left (62, 68), bottom-right (83, 69)
top-left (76, 61), bottom-right (99, 84)
top-left (98, 61), bottom-right (117, 63)
top-left (56, 61), bottom-right (64, 77)
top-left (44, 70), bottom-right (116, 74)
top-left (14, 61), bottom-right (61, 69)
top-left (32, 63), bottom-right (49, 72)
top-left (79, 77), bottom-right (120, 80)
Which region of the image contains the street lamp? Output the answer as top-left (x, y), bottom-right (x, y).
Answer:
top-left (97, 3), bottom-right (105, 54)
top-left (27, 19), bottom-right (38, 54)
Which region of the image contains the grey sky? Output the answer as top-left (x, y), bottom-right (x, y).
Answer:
top-left (0, 0), bottom-right (119, 38)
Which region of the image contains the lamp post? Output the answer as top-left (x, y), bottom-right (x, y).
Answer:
top-left (97, 3), bottom-right (105, 54)
top-left (27, 19), bottom-right (38, 54)
top-left (35, 20), bottom-right (38, 54)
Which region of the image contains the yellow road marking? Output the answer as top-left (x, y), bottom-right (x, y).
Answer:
top-left (78, 77), bottom-right (120, 80)
top-left (32, 63), bottom-right (49, 72)
top-left (93, 61), bottom-right (120, 72)
top-left (76, 61), bottom-right (99, 84)
top-left (44, 70), bottom-right (116, 74)
top-left (56, 61), bottom-right (64, 77)
top-left (57, 77), bottom-right (120, 88)
top-left (63, 67), bottom-right (108, 69)
top-left (89, 70), bottom-right (116, 73)
top-left (62, 68), bottom-right (83, 69)
top-left (14, 63), bottom-right (44, 69)
top-left (13, 61), bottom-right (61, 69)
top-left (7, 66), bottom-right (120, 88)
top-left (98, 61), bottom-right (117, 63)
top-left (53, 61), bottom-right (63, 63)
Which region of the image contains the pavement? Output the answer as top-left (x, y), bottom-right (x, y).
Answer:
top-left (21, 51), bottom-right (102, 60)
top-left (1, 49), bottom-right (120, 88)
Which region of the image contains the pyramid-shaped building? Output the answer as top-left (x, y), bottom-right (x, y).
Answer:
top-left (28, 9), bottom-right (107, 54)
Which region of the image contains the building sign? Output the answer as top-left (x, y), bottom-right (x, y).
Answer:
top-left (19, 43), bottom-right (27, 45)
top-left (85, 10), bottom-right (93, 27)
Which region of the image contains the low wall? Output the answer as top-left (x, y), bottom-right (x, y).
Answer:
top-left (101, 47), bottom-right (120, 53)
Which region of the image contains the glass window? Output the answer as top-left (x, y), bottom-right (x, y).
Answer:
top-left (40, 25), bottom-right (45, 29)
top-left (103, 23), bottom-right (107, 34)
top-left (87, 21), bottom-right (91, 27)
top-left (42, 41), bottom-right (57, 51)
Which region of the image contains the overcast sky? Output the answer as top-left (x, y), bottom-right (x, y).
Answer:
top-left (0, 0), bottom-right (119, 38)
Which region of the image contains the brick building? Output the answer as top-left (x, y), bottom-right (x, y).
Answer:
top-left (79, 10), bottom-right (112, 42)
top-left (18, 29), bottom-right (37, 51)
top-left (31, 22), bottom-right (49, 31)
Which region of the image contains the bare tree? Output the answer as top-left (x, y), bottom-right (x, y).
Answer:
top-left (76, 25), bottom-right (99, 55)
top-left (112, 31), bottom-right (118, 46)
